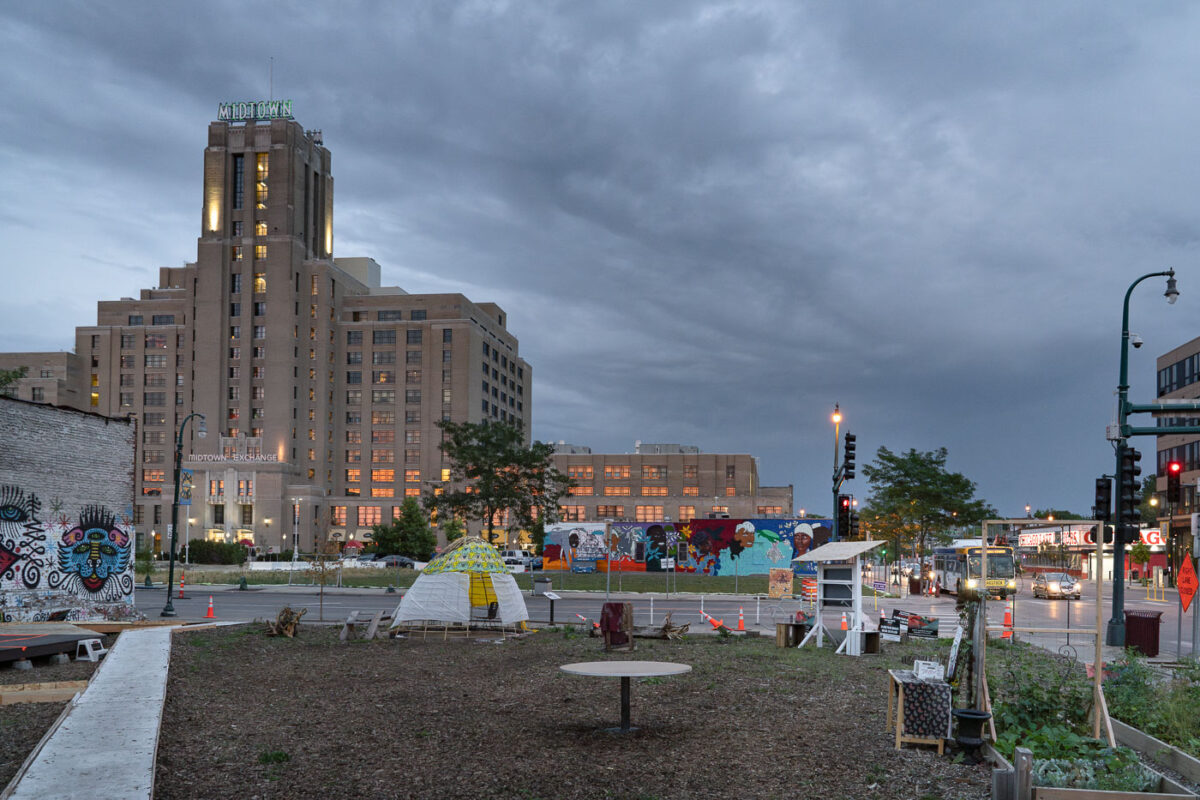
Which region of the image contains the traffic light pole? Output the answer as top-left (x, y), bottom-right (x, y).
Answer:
top-left (1107, 270), bottom-right (1178, 646)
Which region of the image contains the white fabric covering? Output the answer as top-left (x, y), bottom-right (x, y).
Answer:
top-left (489, 573), bottom-right (530, 624)
top-left (392, 572), bottom-right (471, 624)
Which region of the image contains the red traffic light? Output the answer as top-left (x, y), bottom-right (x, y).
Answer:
top-left (1169, 461), bottom-right (1183, 474)
top-left (840, 497), bottom-right (851, 508)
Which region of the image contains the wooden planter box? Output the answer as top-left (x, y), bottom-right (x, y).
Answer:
top-left (991, 744), bottom-right (1196, 799)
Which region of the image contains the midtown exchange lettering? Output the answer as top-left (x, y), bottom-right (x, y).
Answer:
top-left (190, 454), bottom-right (279, 463)
top-left (217, 100), bottom-right (294, 122)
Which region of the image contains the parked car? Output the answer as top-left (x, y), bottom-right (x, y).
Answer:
top-left (500, 550), bottom-right (531, 568)
top-left (376, 555), bottom-right (415, 569)
top-left (1032, 572), bottom-right (1081, 600)
top-left (530, 556), bottom-right (543, 570)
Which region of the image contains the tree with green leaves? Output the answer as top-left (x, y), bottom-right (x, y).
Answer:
top-left (371, 498), bottom-right (436, 559)
top-left (440, 518), bottom-right (466, 544)
top-left (0, 366), bottom-right (27, 395)
top-left (859, 446), bottom-right (996, 573)
top-left (1138, 474), bottom-right (1159, 526)
top-left (1128, 541), bottom-right (1151, 584)
top-left (424, 420), bottom-right (571, 545)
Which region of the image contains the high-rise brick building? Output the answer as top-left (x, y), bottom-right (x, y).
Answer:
top-left (2, 107), bottom-right (530, 553)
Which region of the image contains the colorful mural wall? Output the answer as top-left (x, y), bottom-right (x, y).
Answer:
top-left (543, 519), bottom-right (834, 576)
top-left (0, 398), bottom-right (140, 622)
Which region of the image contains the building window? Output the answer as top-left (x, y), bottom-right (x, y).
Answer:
top-left (346, 469), bottom-right (361, 483)
top-left (440, 468), bottom-right (451, 482)
top-left (143, 413), bottom-right (166, 426)
top-left (142, 470), bottom-right (167, 484)
top-left (357, 506), bottom-right (382, 526)
top-left (404, 430), bottom-right (421, 445)
top-left (406, 330), bottom-right (422, 345)
top-left (442, 329), bottom-right (453, 343)
top-left (253, 272), bottom-right (266, 293)
top-left (230, 302), bottom-right (241, 317)
top-left (678, 506), bottom-right (696, 522)
top-left (405, 410), bottom-right (421, 425)
top-left (596, 505), bottom-right (624, 518)
top-left (560, 505), bottom-right (586, 522)
top-left (405, 470), bottom-right (420, 482)
top-left (372, 430), bottom-right (395, 443)
top-left (346, 430), bottom-right (362, 444)
top-left (253, 325), bottom-right (265, 339)
top-left (128, 315), bottom-right (143, 326)
top-left (347, 330), bottom-right (363, 346)
top-left (375, 371), bottom-right (396, 384)
top-left (372, 487), bottom-right (396, 498)
top-left (568, 486), bottom-right (594, 496)
top-left (255, 153), bottom-right (268, 209)
top-left (346, 390), bottom-right (362, 404)
top-left (372, 390), bottom-right (396, 404)
top-left (232, 154), bottom-right (244, 209)
top-left (682, 486), bottom-right (700, 497)
top-left (142, 450), bottom-right (164, 464)
top-left (373, 330), bottom-right (396, 345)
top-left (635, 505), bottom-right (664, 523)
top-left (346, 371), bottom-right (362, 385)
top-left (405, 450), bottom-right (420, 464)
top-left (641, 486), bottom-right (668, 496)
top-left (255, 220), bottom-right (268, 237)
top-left (331, 506), bottom-right (347, 525)
top-left (152, 314), bottom-right (175, 325)
top-left (372, 449), bottom-right (394, 463)
top-left (346, 449), bottom-right (361, 463)
top-left (683, 465), bottom-right (698, 480)
top-left (405, 390), bottom-right (420, 404)
top-left (253, 301), bottom-right (266, 316)
top-left (253, 346), bottom-right (265, 359)
top-left (144, 354), bottom-right (167, 368)
top-left (604, 486), bottom-right (631, 496)
top-left (377, 310), bottom-right (403, 321)
top-left (442, 388), bottom-right (452, 404)
top-left (604, 465), bottom-right (631, 479)
top-left (757, 506), bottom-right (783, 515)
top-left (409, 309), bottom-right (426, 321)
top-left (567, 465), bottom-right (593, 480)
top-left (372, 410), bottom-right (395, 424)
top-left (726, 465), bottom-right (736, 482)
top-left (711, 505), bottom-right (729, 515)
top-left (371, 469), bottom-right (395, 483)
top-left (642, 466), bottom-right (666, 480)
top-left (143, 392), bottom-right (166, 406)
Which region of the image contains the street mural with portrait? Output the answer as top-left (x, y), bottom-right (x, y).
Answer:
top-left (0, 483), bottom-right (137, 622)
top-left (542, 519), bottom-right (832, 575)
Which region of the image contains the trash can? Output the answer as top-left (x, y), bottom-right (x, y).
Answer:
top-left (533, 577), bottom-right (552, 596)
top-left (908, 576), bottom-right (921, 596)
top-left (1124, 609), bottom-right (1163, 657)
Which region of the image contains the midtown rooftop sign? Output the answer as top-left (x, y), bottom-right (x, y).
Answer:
top-left (218, 100), bottom-right (294, 122)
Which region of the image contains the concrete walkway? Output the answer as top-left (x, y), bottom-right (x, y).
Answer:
top-left (3, 626), bottom-right (172, 800)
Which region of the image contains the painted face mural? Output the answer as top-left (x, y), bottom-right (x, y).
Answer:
top-left (53, 506), bottom-right (131, 599)
top-left (0, 485), bottom-right (47, 590)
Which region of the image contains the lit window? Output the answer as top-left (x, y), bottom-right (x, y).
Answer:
top-left (404, 487), bottom-right (421, 497)
top-left (255, 220), bottom-right (267, 237)
top-left (682, 486), bottom-right (699, 496)
top-left (678, 506), bottom-right (696, 522)
top-left (372, 487), bottom-right (395, 498)
top-left (568, 486), bottom-right (594, 496)
top-left (255, 153), bottom-right (268, 209)
top-left (596, 505), bottom-right (624, 518)
top-left (440, 468), bottom-right (450, 482)
top-left (604, 486), bottom-right (631, 496)
top-left (641, 486), bottom-right (668, 496)
top-left (642, 466), bottom-right (666, 480)
top-left (604, 465), bottom-right (631, 479)
top-left (405, 469), bottom-right (420, 482)
top-left (567, 466), bottom-right (593, 480)
top-left (255, 245), bottom-right (267, 260)
top-left (332, 506), bottom-right (347, 525)
top-left (253, 273), bottom-right (266, 293)
top-left (725, 487), bottom-right (737, 496)
top-left (635, 505), bottom-right (664, 522)
top-left (560, 505), bottom-right (586, 521)
top-left (346, 469), bottom-right (361, 483)
top-left (357, 506), bottom-right (382, 526)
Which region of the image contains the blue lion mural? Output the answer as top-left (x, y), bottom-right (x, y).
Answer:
top-left (51, 505), bottom-right (133, 600)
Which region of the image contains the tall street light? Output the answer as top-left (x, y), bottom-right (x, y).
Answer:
top-left (162, 412), bottom-right (205, 617)
top-left (1108, 269), bottom-right (1178, 647)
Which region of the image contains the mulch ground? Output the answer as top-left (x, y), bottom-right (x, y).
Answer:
top-left (155, 624), bottom-right (991, 800)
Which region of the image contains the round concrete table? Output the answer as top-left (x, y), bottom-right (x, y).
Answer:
top-left (560, 661), bottom-right (691, 733)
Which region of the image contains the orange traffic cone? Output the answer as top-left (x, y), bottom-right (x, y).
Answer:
top-left (737, 607), bottom-right (745, 632)
top-left (178, 571), bottom-right (185, 599)
top-left (205, 595), bottom-right (215, 619)
top-left (841, 611), bottom-right (848, 631)
top-left (1002, 600), bottom-right (1013, 639)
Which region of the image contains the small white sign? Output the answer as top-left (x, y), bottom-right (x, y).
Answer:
top-left (914, 660), bottom-right (945, 681)
top-left (662, 558), bottom-right (675, 569)
top-left (543, 592), bottom-right (561, 601)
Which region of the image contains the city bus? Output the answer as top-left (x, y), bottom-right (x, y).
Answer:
top-left (931, 539), bottom-right (1018, 598)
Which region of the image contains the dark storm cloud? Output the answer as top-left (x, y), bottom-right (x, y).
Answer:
top-left (3, 1), bottom-right (1199, 515)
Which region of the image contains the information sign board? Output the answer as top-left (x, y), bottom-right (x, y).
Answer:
top-left (179, 469), bottom-right (193, 506)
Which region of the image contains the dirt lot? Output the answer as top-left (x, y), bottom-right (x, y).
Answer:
top-left (156, 624), bottom-right (991, 800)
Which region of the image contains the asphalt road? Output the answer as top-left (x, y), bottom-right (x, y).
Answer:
top-left (133, 577), bottom-right (1196, 656)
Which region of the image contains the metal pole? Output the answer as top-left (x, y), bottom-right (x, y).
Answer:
top-left (1192, 514), bottom-right (1199, 657)
top-left (1109, 269), bottom-right (1176, 647)
top-left (162, 412), bottom-right (203, 617)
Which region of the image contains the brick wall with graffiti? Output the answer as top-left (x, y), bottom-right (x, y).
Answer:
top-left (0, 397), bottom-right (141, 622)
top-left (543, 518), bottom-right (834, 575)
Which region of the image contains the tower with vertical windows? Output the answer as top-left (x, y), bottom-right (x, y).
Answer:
top-left (5, 109), bottom-right (531, 553)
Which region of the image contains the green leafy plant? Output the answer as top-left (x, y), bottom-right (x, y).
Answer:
top-left (258, 750), bottom-right (290, 765)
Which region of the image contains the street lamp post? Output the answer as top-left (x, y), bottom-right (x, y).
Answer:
top-left (1108, 269), bottom-right (1179, 647)
top-left (162, 412), bottom-right (205, 617)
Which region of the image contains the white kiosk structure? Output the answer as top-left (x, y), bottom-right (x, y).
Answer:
top-left (794, 540), bottom-right (884, 656)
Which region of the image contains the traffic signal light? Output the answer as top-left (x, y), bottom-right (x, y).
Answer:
top-left (1118, 447), bottom-right (1142, 543)
top-left (849, 511), bottom-right (860, 539)
top-left (1167, 461), bottom-right (1183, 504)
top-left (843, 433), bottom-right (856, 480)
top-left (1093, 476), bottom-right (1112, 522)
top-left (837, 494), bottom-right (851, 537)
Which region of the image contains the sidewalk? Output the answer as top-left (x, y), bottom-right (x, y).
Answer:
top-left (2, 627), bottom-right (173, 800)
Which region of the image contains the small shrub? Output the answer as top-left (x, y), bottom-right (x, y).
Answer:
top-left (258, 750), bottom-right (290, 765)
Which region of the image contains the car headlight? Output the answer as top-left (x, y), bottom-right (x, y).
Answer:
top-left (1007, 580), bottom-right (1016, 588)
top-left (966, 579), bottom-right (977, 589)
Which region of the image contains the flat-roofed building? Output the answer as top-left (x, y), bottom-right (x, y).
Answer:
top-left (1155, 335), bottom-right (1200, 537)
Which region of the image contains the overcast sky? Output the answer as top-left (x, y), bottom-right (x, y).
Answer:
top-left (3, 2), bottom-right (1197, 519)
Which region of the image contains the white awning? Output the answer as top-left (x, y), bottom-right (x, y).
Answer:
top-left (792, 540), bottom-right (884, 563)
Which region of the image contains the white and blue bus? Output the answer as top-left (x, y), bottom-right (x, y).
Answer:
top-left (931, 539), bottom-right (1018, 599)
